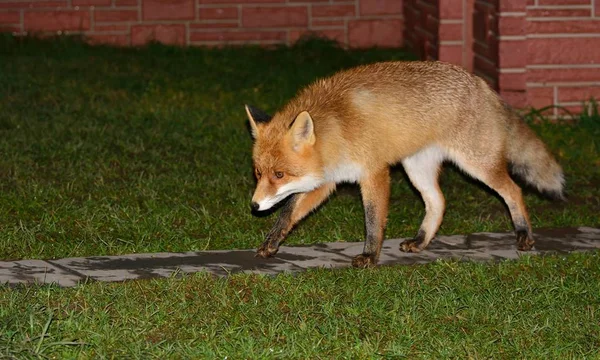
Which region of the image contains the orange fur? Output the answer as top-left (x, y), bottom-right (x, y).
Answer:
top-left (247, 61), bottom-right (565, 266)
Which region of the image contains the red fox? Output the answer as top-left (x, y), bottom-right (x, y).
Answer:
top-left (245, 61), bottom-right (564, 267)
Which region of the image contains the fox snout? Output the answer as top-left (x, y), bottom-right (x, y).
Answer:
top-left (250, 180), bottom-right (279, 212)
top-left (251, 191), bottom-right (278, 212)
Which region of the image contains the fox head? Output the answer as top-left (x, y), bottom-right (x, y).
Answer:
top-left (245, 104), bottom-right (323, 211)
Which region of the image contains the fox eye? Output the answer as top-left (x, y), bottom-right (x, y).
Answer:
top-left (275, 171), bottom-right (284, 179)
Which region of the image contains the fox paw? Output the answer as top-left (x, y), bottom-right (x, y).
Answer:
top-left (351, 253), bottom-right (377, 268)
top-left (255, 244), bottom-right (279, 258)
top-left (516, 230), bottom-right (535, 251)
top-left (400, 239), bottom-right (423, 253)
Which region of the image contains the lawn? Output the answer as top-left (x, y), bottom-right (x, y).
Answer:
top-left (0, 36), bottom-right (598, 261)
top-left (2, 254), bottom-right (600, 358)
top-left (1, 36), bottom-right (599, 358)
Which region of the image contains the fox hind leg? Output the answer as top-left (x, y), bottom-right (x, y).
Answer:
top-left (256, 182), bottom-right (336, 258)
top-left (451, 153), bottom-right (534, 251)
top-left (400, 146), bottom-right (446, 253)
top-left (352, 168), bottom-right (390, 268)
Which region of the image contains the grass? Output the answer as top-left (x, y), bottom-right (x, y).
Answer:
top-left (0, 36), bottom-right (599, 358)
top-left (2, 254), bottom-right (600, 358)
top-left (0, 36), bottom-right (598, 261)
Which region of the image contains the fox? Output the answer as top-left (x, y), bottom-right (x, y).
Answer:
top-left (245, 61), bottom-right (565, 267)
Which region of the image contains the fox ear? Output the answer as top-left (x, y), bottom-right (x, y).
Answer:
top-left (245, 104), bottom-right (272, 139)
top-left (289, 111), bottom-right (315, 149)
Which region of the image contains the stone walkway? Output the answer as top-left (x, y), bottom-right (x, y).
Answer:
top-left (2, 227), bottom-right (599, 287)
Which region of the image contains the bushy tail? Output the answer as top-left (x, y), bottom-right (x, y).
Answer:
top-left (505, 110), bottom-right (566, 200)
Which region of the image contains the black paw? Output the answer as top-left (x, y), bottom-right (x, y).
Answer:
top-left (351, 253), bottom-right (377, 268)
top-left (400, 239), bottom-right (423, 253)
top-left (516, 230), bottom-right (535, 251)
top-left (255, 243), bottom-right (279, 258)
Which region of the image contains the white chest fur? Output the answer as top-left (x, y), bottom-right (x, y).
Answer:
top-left (324, 161), bottom-right (364, 184)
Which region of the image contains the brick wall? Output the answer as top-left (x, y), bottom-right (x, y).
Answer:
top-left (403, 0), bottom-right (438, 60)
top-left (438, 0), bottom-right (474, 70)
top-left (473, 0), bottom-right (498, 88)
top-left (404, 0), bottom-right (474, 70)
top-left (524, 0), bottom-right (600, 117)
top-left (470, 0), bottom-right (600, 114)
top-left (0, 0), bottom-right (403, 48)
top-left (2, 0), bottom-right (599, 111)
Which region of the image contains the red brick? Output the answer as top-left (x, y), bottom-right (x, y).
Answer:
top-left (499, 0), bottom-right (525, 12)
top-left (0, 25), bottom-right (20, 32)
top-left (199, 0), bottom-right (283, 3)
top-left (464, 0), bottom-right (474, 72)
top-left (526, 8), bottom-right (591, 18)
top-left (439, 44), bottom-right (463, 65)
top-left (527, 68), bottom-right (600, 82)
top-left (499, 72), bottom-right (525, 91)
top-left (473, 1), bottom-right (496, 42)
top-left (115, 0), bottom-right (138, 5)
top-left (538, 0), bottom-right (590, 5)
top-left (474, 54), bottom-right (498, 80)
top-left (527, 20), bottom-right (600, 34)
top-left (189, 22), bottom-right (238, 28)
top-left (528, 38), bottom-right (600, 64)
top-left (143, 0), bottom-right (194, 21)
top-left (422, 13), bottom-right (439, 35)
top-left (0, 1), bottom-right (66, 9)
top-left (359, 0), bottom-right (402, 16)
top-left (24, 10), bottom-right (90, 31)
top-left (198, 7), bottom-right (238, 20)
top-left (499, 40), bottom-right (526, 68)
top-left (439, 0), bottom-right (463, 19)
top-left (0, 11), bottom-right (20, 24)
top-left (557, 104), bottom-right (585, 117)
top-left (426, 40), bottom-right (438, 60)
top-left (500, 90), bottom-right (527, 108)
top-left (289, 29), bottom-right (345, 44)
top-left (415, 25), bottom-right (436, 41)
top-left (347, 19), bottom-right (402, 48)
top-left (95, 10), bottom-right (138, 22)
top-left (439, 23), bottom-right (463, 41)
top-left (312, 4), bottom-right (355, 17)
top-left (474, 70), bottom-right (498, 90)
top-left (94, 24), bottom-right (129, 31)
top-left (558, 86), bottom-right (600, 102)
top-left (189, 30), bottom-right (285, 41)
top-left (72, 0), bottom-right (111, 5)
top-left (473, 40), bottom-right (497, 62)
top-left (596, 0), bottom-right (600, 19)
top-left (498, 16), bottom-right (525, 36)
top-left (86, 33), bottom-right (130, 46)
top-left (421, 0), bottom-right (440, 7)
top-left (527, 87), bottom-right (554, 108)
top-left (242, 6), bottom-right (307, 28)
top-left (312, 19), bottom-right (345, 27)
top-left (131, 24), bottom-right (186, 45)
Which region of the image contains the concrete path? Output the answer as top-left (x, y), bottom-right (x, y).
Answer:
top-left (2, 227), bottom-right (600, 287)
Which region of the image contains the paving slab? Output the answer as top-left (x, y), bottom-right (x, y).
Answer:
top-left (0, 260), bottom-right (82, 287)
top-left (1, 227), bottom-right (599, 287)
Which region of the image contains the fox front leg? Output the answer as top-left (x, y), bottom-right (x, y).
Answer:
top-left (255, 194), bottom-right (297, 258)
top-left (255, 183), bottom-right (336, 259)
top-left (352, 168), bottom-right (390, 268)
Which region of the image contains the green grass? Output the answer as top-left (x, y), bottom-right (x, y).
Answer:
top-left (2, 254), bottom-right (600, 358)
top-left (0, 36), bottom-right (598, 261)
top-left (0, 36), bottom-right (599, 358)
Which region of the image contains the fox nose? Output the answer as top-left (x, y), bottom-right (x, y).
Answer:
top-left (250, 202), bottom-right (260, 212)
